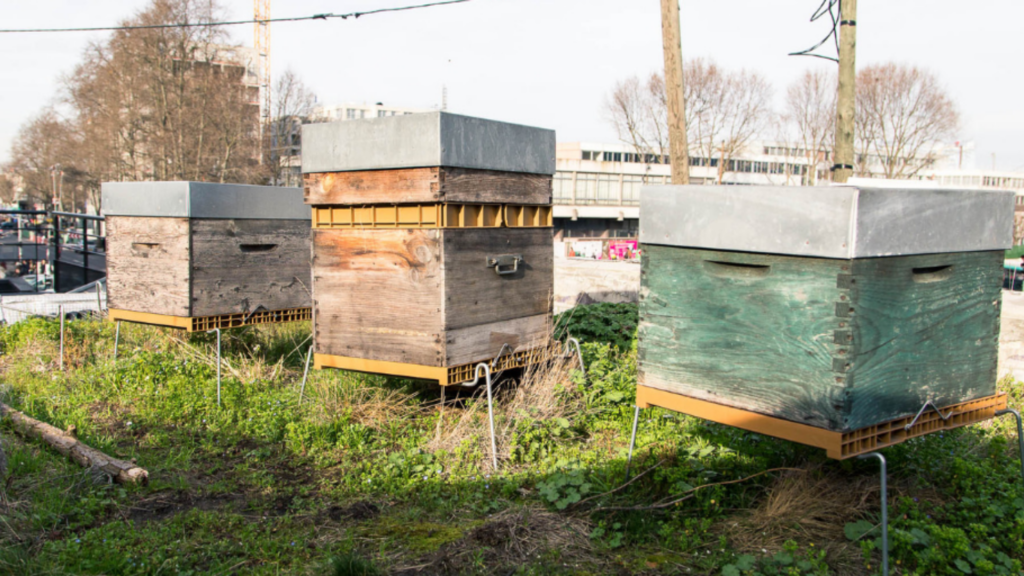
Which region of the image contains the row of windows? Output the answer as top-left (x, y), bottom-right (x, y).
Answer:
top-left (763, 146), bottom-right (831, 160)
top-left (935, 175), bottom-right (1024, 190)
top-left (580, 151), bottom-right (814, 175)
top-left (337, 109), bottom-right (413, 120)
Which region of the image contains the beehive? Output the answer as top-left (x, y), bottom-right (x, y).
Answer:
top-left (102, 181), bottom-right (312, 331)
top-left (302, 112), bottom-right (556, 385)
top-left (637, 185), bottom-right (1014, 458)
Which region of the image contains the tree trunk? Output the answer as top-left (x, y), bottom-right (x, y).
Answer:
top-left (0, 403), bottom-right (148, 484)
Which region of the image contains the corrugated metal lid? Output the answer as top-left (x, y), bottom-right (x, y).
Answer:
top-left (639, 184), bottom-right (1015, 258)
top-left (101, 182), bottom-right (309, 220)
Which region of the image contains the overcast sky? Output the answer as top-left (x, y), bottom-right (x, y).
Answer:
top-left (1, 0), bottom-right (1022, 170)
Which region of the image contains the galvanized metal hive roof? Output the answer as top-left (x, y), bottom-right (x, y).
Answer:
top-left (300, 111), bottom-right (556, 175)
top-left (101, 182), bottom-right (308, 220)
top-left (639, 184), bottom-right (1015, 258)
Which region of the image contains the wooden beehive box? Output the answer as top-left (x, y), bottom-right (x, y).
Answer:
top-left (102, 182), bottom-right (312, 329)
top-left (637, 185), bottom-right (1015, 456)
top-left (302, 112), bottom-right (556, 384)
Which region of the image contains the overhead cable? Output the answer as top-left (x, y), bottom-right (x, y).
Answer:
top-left (0, 0), bottom-right (471, 34)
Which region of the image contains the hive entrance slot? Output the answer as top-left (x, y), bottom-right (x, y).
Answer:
top-left (911, 264), bottom-right (953, 283)
top-left (239, 244), bottom-right (278, 253)
top-left (703, 260), bottom-right (771, 279)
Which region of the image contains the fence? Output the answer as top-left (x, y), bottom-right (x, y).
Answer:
top-left (0, 281), bottom-right (107, 325)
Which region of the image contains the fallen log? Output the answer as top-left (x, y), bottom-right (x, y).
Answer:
top-left (0, 402), bottom-right (148, 484)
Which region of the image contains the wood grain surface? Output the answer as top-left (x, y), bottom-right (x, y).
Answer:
top-left (304, 167), bottom-right (551, 206)
top-left (106, 216), bottom-right (191, 317)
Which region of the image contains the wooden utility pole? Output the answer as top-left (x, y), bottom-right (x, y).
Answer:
top-left (832, 0), bottom-right (857, 183)
top-left (660, 0), bottom-right (690, 184)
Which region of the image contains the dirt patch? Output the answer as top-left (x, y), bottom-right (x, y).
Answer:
top-left (327, 501), bottom-right (380, 522)
top-left (128, 491), bottom-right (248, 524)
top-left (395, 506), bottom-right (592, 575)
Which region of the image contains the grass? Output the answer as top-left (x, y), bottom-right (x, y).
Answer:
top-left (0, 304), bottom-right (1020, 575)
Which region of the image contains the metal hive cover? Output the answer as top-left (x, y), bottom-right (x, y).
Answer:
top-left (101, 181), bottom-right (309, 220)
top-left (639, 184), bottom-right (1015, 258)
top-left (300, 111), bottom-right (556, 175)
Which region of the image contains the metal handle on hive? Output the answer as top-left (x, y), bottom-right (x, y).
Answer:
top-left (486, 254), bottom-right (523, 276)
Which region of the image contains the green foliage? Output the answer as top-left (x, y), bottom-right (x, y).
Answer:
top-left (536, 470), bottom-right (594, 510)
top-left (721, 541), bottom-right (829, 575)
top-left (1, 314), bottom-right (1023, 575)
top-left (1006, 245), bottom-right (1024, 260)
top-left (554, 302), bottom-right (637, 351)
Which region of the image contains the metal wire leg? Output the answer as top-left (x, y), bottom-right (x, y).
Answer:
top-left (298, 345), bottom-right (313, 405)
top-left (857, 452), bottom-right (888, 576)
top-left (467, 363), bottom-right (499, 471)
top-left (625, 405), bottom-right (641, 480)
top-left (566, 337), bottom-right (586, 379)
top-left (113, 321), bottom-right (121, 362)
top-left (997, 409), bottom-right (1024, 484)
top-left (207, 328), bottom-right (221, 407)
top-left (59, 305), bottom-right (65, 370)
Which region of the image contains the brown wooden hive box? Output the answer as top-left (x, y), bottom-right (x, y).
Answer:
top-left (302, 112), bottom-right (556, 384)
top-left (102, 182), bottom-right (312, 329)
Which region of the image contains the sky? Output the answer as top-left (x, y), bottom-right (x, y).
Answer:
top-left (1, 0), bottom-right (1022, 170)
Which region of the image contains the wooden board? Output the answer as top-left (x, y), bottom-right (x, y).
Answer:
top-left (638, 246), bottom-right (1004, 433)
top-left (844, 251), bottom-right (1001, 429)
top-left (189, 219), bottom-right (311, 317)
top-left (442, 228), bottom-right (553, 331)
top-left (105, 216), bottom-right (191, 317)
top-left (445, 313), bottom-right (552, 366)
top-left (638, 247), bottom-right (847, 430)
top-left (304, 167), bottom-right (552, 206)
top-left (312, 228), bottom-right (445, 366)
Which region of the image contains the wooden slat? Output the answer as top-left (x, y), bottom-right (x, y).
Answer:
top-left (442, 228), bottom-right (554, 331)
top-left (844, 251), bottom-right (1002, 429)
top-left (444, 313), bottom-right (552, 367)
top-left (189, 219), bottom-right (312, 317)
top-left (107, 308), bottom-right (192, 330)
top-left (106, 216), bottom-right (192, 317)
top-left (638, 247), bottom-right (848, 431)
top-left (304, 167), bottom-right (552, 206)
top-left (312, 228), bottom-right (445, 366)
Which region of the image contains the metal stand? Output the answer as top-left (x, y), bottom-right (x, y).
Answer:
top-left (113, 321), bottom-right (121, 362)
top-left (997, 408), bottom-right (1024, 483)
top-left (207, 328), bottom-right (221, 407)
top-left (565, 337), bottom-right (586, 379)
top-left (298, 345), bottom-right (313, 405)
top-left (625, 405), bottom-right (642, 479)
top-left (58, 304), bottom-right (65, 370)
top-left (467, 363), bottom-right (499, 470)
top-left (857, 452), bottom-right (888, 576)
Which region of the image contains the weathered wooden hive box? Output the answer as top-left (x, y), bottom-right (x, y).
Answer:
top-left (301, 112), bottom-right (555, 384)
top-left (102, 181), bottom-right (311, 329)
top-left (637, 185), bottom-right (1015, 456)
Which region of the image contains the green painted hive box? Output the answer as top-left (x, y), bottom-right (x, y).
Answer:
top-left (637, 185), bottom-right (1015, 433)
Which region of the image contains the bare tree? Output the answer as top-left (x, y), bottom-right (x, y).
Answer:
top-left (267, 69), bottom-right (318, 186)
top-left (605, 60), bottom-right (773, 184)
top-left (783, 69), bottom-right (836, 185)
top-left (855, 63), bottom-right (959, 179)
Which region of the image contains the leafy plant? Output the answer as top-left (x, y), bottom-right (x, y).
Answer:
top-left (536, 470), bottom-right (593, 510)
top-left (554, 302), bottom-right (638, 351)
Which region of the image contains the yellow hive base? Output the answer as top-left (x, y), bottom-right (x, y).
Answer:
top-left (316, 344), bottom-right (561, 386)
top-left (108, 307), bottom-right (312, 332)
top-left (636, 385), bottom-right (1008, 459)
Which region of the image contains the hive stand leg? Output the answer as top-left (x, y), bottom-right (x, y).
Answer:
top-left (113, 321), bottom-right (121, 362)
top-left (469, 363), bottom-right (499, 471)
top-left (566, 337), bottom-right (586, 380)
top-left (298, 345), bottom-right (313, 405)
top-left (58, 305), bottom-right (65, 370)
top-left (207, 328), bottom-right (221, 407)
top-left (625, 405), bottom-right (642, 480)
top-left (857, 452), bottom-right (888, 576)
top-left (996, 409), bottom-right (1024, 483)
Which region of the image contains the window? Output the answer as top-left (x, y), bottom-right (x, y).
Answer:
top-left (575, 174), bottom-right (599, 203)
top-left (346, 109), bottom-right (357, 120)
top-left (377, 110), bottom-right (387, 118)
top-left (582, 151), bottom-right (592, 161)
top-left (553, 173), bottom-right (574, 202)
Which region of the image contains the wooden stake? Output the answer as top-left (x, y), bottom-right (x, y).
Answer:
top-left (833, 0), bottom-right (858, 183)
top-left (660, 0), bottom-right (690, 185)
top-left (0, 403), bottom-right (148, 484)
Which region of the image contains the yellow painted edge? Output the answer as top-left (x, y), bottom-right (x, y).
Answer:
top-left (315, 353), bottom-right (448, 384)
top-left (635, 385), bottom-right (843, 456)
top-left (107, 309), bottom-right (192, 331)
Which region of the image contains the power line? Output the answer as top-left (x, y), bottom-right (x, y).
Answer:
top-left (0, 0), bottom-right (472, 34)
top-left (789, 0), bottom-right (841, 63)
